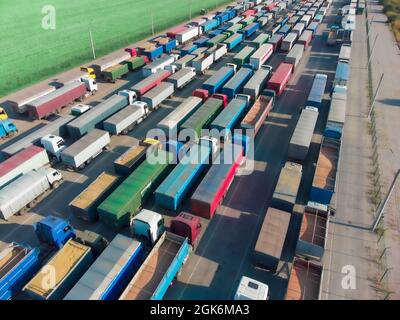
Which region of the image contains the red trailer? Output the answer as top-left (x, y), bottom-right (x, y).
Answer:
top-left (267, 63), bottom-right (294, 96)
top-left (242, 9), bottom-right (257, 17)
top-left (264, 3), bottom-right (276, 11)
top-left (26, 82), bottom-right (87, 120)
top-left (131, 70), bottom-right (172, 96)
top-left (124, 47), bottom-right (138, 57)
top-left (166, 25), bottom-right (188, 39)
top-left (190, 144), bottom-right (243, 219)
top-left (170, 212), bottom-right (202, 246)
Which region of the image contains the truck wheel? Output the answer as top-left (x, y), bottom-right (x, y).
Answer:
top-left (27, 200), bottom-right (36, 208)
top-left (52, 181), bottom-right (60, 189)
top-left (104, 144), bottom-right (111, 151)
top-left (86, 158), bottom-right (92, 165)
top-left (18, 207), bottom-right (28, 215)
top-left (78, 163), bottom-right (86, 170)
top-left (122, 129), bottom-right (128, 135)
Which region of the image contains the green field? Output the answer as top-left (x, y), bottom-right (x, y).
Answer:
top-left (0, 0), bottom-right (232, 97)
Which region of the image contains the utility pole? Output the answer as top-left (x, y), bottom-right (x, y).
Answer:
top-left (89, 29), bottom-right (96, 59)
top-left (367, 16), bottom-right (374, 36)
top-left (366, 34), bottom-right (378, 68)
top-left (151, 11), bottom-right (155, 35)
top-left (371, 169), bottom-right (400, 232)
top-left (189, 0), bottom-right (192, 20)
top-left (368, 72), bottom-right (384, 118)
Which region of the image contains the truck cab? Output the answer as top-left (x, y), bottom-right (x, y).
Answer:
top-left (234, 276), bottom-right (269, 300)
top-left (131, 100), bottom-right (149, 115)
top-left (130, 209), bottom-right (165, 246)
top-left (71, 104), bottom-right (92, 116)
top-left (76, 230), bottom-right (109, 258)
top-left (212, 93), bottom-right (228, 108)
top-left (170, 212), bottom-right (202, 247)
top-left (80, 67), bottom-right (96, 79)
top-left (192, 89), bottom-right (209, 102)
top-left (199, 136), bottom-right (220, 160)
top-left (0, 106), bottom-right (8, 120)
top-left (80, 76), bottom-right (98, 93)
top-left (34, 216), bottom-right (76, 249)
top-left (235, 94), bottom-right (251, 107)
top-left (0, 120), bottom-right (18, 139)
top-left (164, 64), bottom-right (178, 74)
top-left (118, 89), bottom-right (138, 105)
top-left (40, 134), bottom-right (67, 160)
top-left (225, 63), bottom-right (238, 73)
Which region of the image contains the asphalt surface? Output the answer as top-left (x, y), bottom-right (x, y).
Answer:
top-left (0, 1), bottom-right (386, 301)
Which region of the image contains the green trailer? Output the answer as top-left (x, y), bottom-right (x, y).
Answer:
top-left (226, 23), bottom-right (243, 34)
top-left (124, 56), bottom-right (147, 71)
top-left (206, 34), bottom-right (228, 47)
top-left (233, 46), bottom-right (255, 67)
top-left (180, 97), bottom-right (224, 139)
top-left (250, 33), bottom-right (270, 49)
top-left (102, 63), bottom-right (129, 83)
top-left (98, 149), bottom-right (173, 229)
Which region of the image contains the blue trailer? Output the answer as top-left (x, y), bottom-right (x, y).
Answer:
top-left (202, 65), bottom-right (236, 94)
top-left (215, 12), bottom-right (230, 24)
top-left (193, 36), bottom-right (209, 47)
top-left (119, 232), bottom-right (190, 300)
top-left (64, 234), bottom-right (144, 300)
top-left (0, 244), bottom-right (41, 300)
top-left (155, 144), bottom-right (211, 210)
top-left (209, 29), bottom-right (223, 37)
top-left (334, 61), bottom-right (349, 86)
top-left (277, 24), bottom-right (292, 37)
top-left (309, 138), bottom-right (341, 205)
top-left (139, 46), bottom-right (163, 60)
top-left (306, 74), bottom-right (328, 109)
top-left (210, 98), bottom-right (248, 139)
top-left (307, 21), bottom-right (319, 34)
top-left (280, 16), bottom-right (290, 27)
top-left (223, 33), bottom-right (243, 50)
top-left (0, 119), bottom-right (18, 139)
top-left (202, 19), bottom-right (219, 32)
top-left (152, 37), bottom-right (178, 53)
top-left (222, 67), bottom-right (254, 99)
top-left (239, 22), bottom-right (260, 38)
top-left (180, 43), bottom-right (198, 56)
top-left (225, 9), bottom-right (236, 20)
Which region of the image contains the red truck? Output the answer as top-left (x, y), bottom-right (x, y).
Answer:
top-left (190, 144), bottom-right (243, 219)
top-left (267, 62), bottom-right (294, 96)
top-left (170, 212), bottom-right (202, 247)
top-left (26, 78), bottom-right (97, 120)
top-left (131, 69), bottom-right (172, 96)
top-left (192, 89), bottom-right (210, 102)
top-left (167, 25), bottom-right (188, 39)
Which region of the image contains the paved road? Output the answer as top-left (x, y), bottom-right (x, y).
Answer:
top-left (366, 0), bottom-right (400, 299)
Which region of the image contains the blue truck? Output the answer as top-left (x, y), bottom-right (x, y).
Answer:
top-left (180, 43), bottom-right (198, 56)
top-left (193, 36), bottom-right (209, 47)
top-left (202, 19), bottom-right (219, 32)
top-left (155, 143), bottom-right (213, 211)
top-left (64, 234), bottom-right (144, 300)
top-left (202, 64), bottom-right (236, 94)
top-left (151, 37), bottom-right (178, 53)
top-left (0, 244), bottom-right (40, 300)
top-left (306, 73), bottom-right (328, 109)
top-left (138, 45), bottom-right (163, 60)
top-left (222, 67), bottom-right (254, 99)
top-left (210, 98), bottom-right (248, 140)
top-left (0, 120), bottom-right (18, 139)
top-left (333, 60), bottom-right (349, 86)
top-left (215, 12), bottom-right (230, 25)
top-left (119, 231), bottom-right (190, 300)
top-left (223, 33), bottom-right (243, 50)
top-left (277, 24), bottom-right (292, 37)
top-left (309, 138), bottom-right (341, 205)
top-left (239, 22), bottom-right (260, 38)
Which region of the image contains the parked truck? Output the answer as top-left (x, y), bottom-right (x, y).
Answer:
top-left (0, 167), bottom-right (63, 220)
top-left (233, 46), bottom-right (255, 67)
top-left (176, 27), bottom-right (199, 44)
top-left (324, 86), bottom-right (347, 140)
top-left (309, 138), bottom-right (340, 205)
top-left (142, 55), bottom-right (178, 77)
top-left (60, 129), bottom-right (110, 170)
top-left (191, 144), bottom-right (243, 219)
top-left (103, 102), bottom-right (149, 135)
top-left (281, 32), bottom-right (298, 52)
top-left (64, 234), bottom-right (144, 300)
top-left (70, 171), bottom-right (120, 222)
top-left (131, 69), bottom-right (172, 97)
top-left (239, 22), bottom-right (260, 38)
top-left (206, 43), bottom-right (228, 62)
top-left (26, 79), bottom-right (97, 120)
top-left (288, 107), bottom-right (319, 162)
top-left (240, 90), bottom-right (275, 137)
top-left (157, 96), bottom-right (203, 136)
top-left (0, 120), bottom-right (18, 140)
top-left (173, 54), bottom-right (196, 69)
top-left (284, 44), bottom-right (305, 69)
top-left (223, 33), bottom-right (244, 50)
top-left (155, 140), bottom-right (218, 211)
top-left (141, 82), bottom-right (174, 110)
top-left (249, 44), bottom-right (273, 70)
top-left (113, 139), bottom-right (161, 175)
top-left (234, 276), bottom-right (269, 300)
top-left (0, 145), bottom-right (49, 188)
top-left (119, 231), bottom-right (190, 300)
top-left (0, 244), bottom-right (40, 300)
top-left (192, 52), bottom-right (214, 74)
top-left (306, 74), bottom-right (327, 109)
top-left (166, 67), bottom-right (196, 89)
top-left (333, 60), bottom-right (349, 86)
top-left (180, 96), bottom-right (226, 139)
top-left (102, 63), bottom-right (129, 82)
top-left (124, 56), bottom-right (149, 71)
top-left (271, 161), bottom-right (303, 212)
top-left (98, 149), bottom-right (173, 229)
top-left (242, 65), bottom-right (273, 101)
top-left (249, 33), bottom-right (270, 49)
top-left (267, 62), bottom-right (294, 96)
top-left (66, 91), bottom-right (136, 138)
top-left (298, 30), bottom-right (313, 48)
top-left (202, 64), bottom-right (237, 94)
top-left (222, 67), bottom-right (254, 100)
top-left (253, 207), bottom-right (291, 272)
top-left (268, 34), bottom-right (283, 52)
top-left (22, 239), bottom-right (94, 300)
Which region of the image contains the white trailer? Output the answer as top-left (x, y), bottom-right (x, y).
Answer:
top-left (176, 27), bottom-right (199, 44)
top-left (249, 44), bottom-right (273, 70)
top-left (0, 167), bottom-right (63, 220)
top-left (166, 67), bottom-right (196, 89)
top-left (142, 55), bottom-right (177, 77)
top-left (207, 43), bottom-right (228, 62)
top-left (60, 129), bottom-right (110, 170)
top-left (103, 104), bottom-right (149, 135)
top-left (281, 33), bottom-right (298, 52)
top-left (141, 82), bottom-right (174, 110)
top-left (192, 53), bottom-right (214, 74)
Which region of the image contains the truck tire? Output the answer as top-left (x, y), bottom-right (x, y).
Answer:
top-left (122, 129), bottom-right (128, 135)
top-left (104, 144), bottom-right (111, 151)
top-left (52, 181), bottom-right (60, 189)
top-left (78, 163), bottom-right (86, 170)
top-left (27, 199), bottom-right (36, 208)
top-left (85, 158), bottom-right (92, 165)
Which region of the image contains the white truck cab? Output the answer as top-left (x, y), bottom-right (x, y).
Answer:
top-left (46, 168), bottom-right (63, 188)
top-left (41, 134), bottom-right (67, 160)
top-left (130, 209), bottom-right (165, 246)
top-left (305, 106), bottom-right (319, 113)
top-left (118, 89), bottom-right (137, 105)
top-left (71, 104), bottom-right (91, 116)
top-left (199, 136), bottom-right (219, 159)
top-left (225, 63), bottom-right (238, 73)
top-left (234, 276), bottom-right (269, 300)
top-left (81, 75), bottom-right (98, 93)
top-left (235, 94), bottom-right (251, 106)
top-left (131, 100), bottom-right (149, 115)
top-left (164, 64), bottom-right (178, 74)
